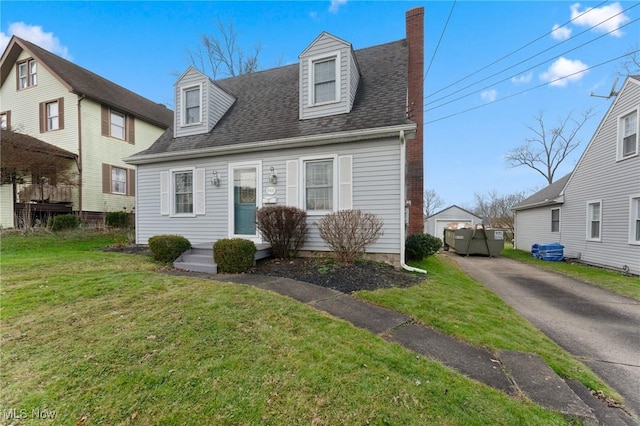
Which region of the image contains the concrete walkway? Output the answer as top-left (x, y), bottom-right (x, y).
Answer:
top-left (214, 272), bottom-right (637, 425)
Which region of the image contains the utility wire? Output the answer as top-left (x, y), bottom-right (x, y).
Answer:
top-left (424, 51), bottom-right (638, 125)
top-left (424, 16), bottom-right (640, 112)
top-left (426, 3), bottom-right (639, 108)
top-left (424, 1), bottom-right (456, 82)
top-left (424, 0), bottom-right (609, 99)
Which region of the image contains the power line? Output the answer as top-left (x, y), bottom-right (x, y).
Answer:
top-left (424, 1), bottom-right (456, 82)
top-left (425, 3), bottom-right (639, 109)
top-left (424, 51), bottom-right (638, 126)
top-left (425, 16), bottom-right (640, 112)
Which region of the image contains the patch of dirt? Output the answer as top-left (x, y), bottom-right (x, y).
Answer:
top-left (249, 257), bottom-right (425, 293)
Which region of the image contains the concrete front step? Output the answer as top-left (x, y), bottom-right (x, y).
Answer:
top-left (173, 243), bottom-right (271, 274)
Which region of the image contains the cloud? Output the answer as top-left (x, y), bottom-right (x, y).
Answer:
top-left (328, 0), bottom-right (347, 14)
top-left (570, 2), bottom-right (630, 37)
top-left (539, 57), bottom-right (588, 87)
top-left (481, 89), bottom-right (497, 102)
top-left (511, 73), bottom-right (532, 84)
top-left (0, 22), bottom-right (70, 59)
top-left (551, 24), bottom-right (572, 40)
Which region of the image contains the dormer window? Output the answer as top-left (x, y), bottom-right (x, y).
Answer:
top-left (313, 57), bottom-right (338, 104)
top-left (183, 86), bottom-right (201, 125)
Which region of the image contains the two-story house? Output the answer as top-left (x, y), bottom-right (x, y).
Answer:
top-left (513, 75), bottom-right (640, 275)
top-left (0, 36), bottom-right (173, 228)
top-left (126, 8), bottom-right (425, 271)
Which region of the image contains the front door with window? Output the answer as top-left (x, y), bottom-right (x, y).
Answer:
top-left (230, 163), bottom-right (261, 241)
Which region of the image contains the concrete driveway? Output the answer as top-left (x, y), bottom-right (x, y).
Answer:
top-left (447, 253), bottom-right (640, 418)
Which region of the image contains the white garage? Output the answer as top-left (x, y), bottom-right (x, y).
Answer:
top-left (424, 205), bottom-right (483, 240)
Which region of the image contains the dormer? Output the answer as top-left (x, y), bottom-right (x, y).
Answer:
top-left (299, 32), bottom-right (360, 120)
top-left (174, 67), bottom-right (235, 138)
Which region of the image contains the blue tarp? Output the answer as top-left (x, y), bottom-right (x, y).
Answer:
top-left (531, 242), bottom-right (564, 261)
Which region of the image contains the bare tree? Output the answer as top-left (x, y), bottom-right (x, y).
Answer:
top-left (618, 42), bottom-right (640, 76)
top-left (505, 109), bottom-right (596, 185)
top-left (423, 189), bottom-right (444, 218)
top-left (187, 20), bottom-right (261, 79)
top-left (472, 190), bottom-right (527, 236)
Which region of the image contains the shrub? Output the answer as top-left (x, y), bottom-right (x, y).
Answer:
top-left (214, 238), bottom-right (256, 273)
top-left (318, 210), bottom-right (383, 264)
top-left (50, 214), bottom-right (80, 231)
top-left (105, 211), bottom-right (130, 228)
top-left (406, 233), bottom-right (442, 261)
top-left (256, 205), bottom-right (307, 259)
top-left (148, 235), bottom-right (191, 264)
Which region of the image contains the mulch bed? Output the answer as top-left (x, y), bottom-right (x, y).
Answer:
top-left (102, 245), bottom-right (425, 293)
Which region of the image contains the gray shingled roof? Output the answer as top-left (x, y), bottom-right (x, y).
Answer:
top-left (135, 39), bottom-right (413, 157)
top-left (2, 129), bottom-right (77, 159)
top-left (512, 173), bottom-right (572, 211)
top-left (0, 36), bottom-right (173, 129)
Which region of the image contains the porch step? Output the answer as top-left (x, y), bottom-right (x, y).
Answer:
top-left (173, 243), bottom-right (272, 274)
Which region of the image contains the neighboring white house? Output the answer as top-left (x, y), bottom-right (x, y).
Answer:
top-left (513, 75), bottom-right (640, 275)
top-left (126, 9), bottom-right (425, 268)
top-left (0, 36), bottom-right (172, 227)
top-left (424, 205), bottom-right (483, 240)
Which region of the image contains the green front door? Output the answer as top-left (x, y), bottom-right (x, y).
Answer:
top-left (233, 167), bottom-right (257, 236)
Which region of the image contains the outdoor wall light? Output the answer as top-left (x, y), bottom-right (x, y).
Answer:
top-left (270, 166), bottom-right (278, 184)
top-left (212, 171), bottom-right (220, 187)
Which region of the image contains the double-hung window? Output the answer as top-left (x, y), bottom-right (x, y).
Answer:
top-left (0, 111), bottom-right (9, 130)
top-left (174, 171), bottom-right (194, 214)
top-left (587, 200), bottom-right (602, 241)
top-left (551, 208), bottom-right (560, 232)
top-left (110, 111), bottom-right (126, 140)
top-left (184, 86), bottom-right (201, 125)
top-left (111, 167), bottom-right (127, 195)
top-left (619, 109), bottom-right (638, 159)
top-left (17, 59), bottom-right (36, 89)
top-left (313, 58), bottom-right (337, 104)
top-left (305, 159), bottom-right (334, 211)
top-left (46, 101), bottom-right (59, 131)
top-left (630, 196), bottom-right (640, 244)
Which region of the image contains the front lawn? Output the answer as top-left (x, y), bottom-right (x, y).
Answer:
top-left (0, 230), bottom-right (570, 425)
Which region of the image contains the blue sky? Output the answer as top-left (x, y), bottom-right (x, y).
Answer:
top-left (2, 1), bottom-right (638, 208)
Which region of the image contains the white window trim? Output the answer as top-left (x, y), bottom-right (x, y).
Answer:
top-left (629, 194), bottom-right (640, 245)
top-left (617, 107), bottom-right (639, 161)
top-left (181, 84), bottom-right (203, 127)
top-left (46, 100), bottom-right (59, 131)
top-left (110, 110), bottom-right (126, 140)
top-left (586, 199), bottom-right (602, 242)
top-left (308, 52), bottom-right (341, 107)
top-left (170, 167), bottom-right (196, 218)
top-left (301, 154), bottom-right (338, 215)
top-left (551, 208), bottom-right (560, 233)
top-left (0, 112), bottom-right (6, 130)
top-left (111, 167), bottom-right (127, 195)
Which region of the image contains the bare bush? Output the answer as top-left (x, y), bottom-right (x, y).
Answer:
top-left (318, 210), bottom-right (383, 264)
top-left (256, 206), bottom-right (307, 259)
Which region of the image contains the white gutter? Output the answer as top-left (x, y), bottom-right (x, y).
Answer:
top-left (124, 124), bottom-right (416, 165)
top-left (399, 130), bottom-right (428, 275)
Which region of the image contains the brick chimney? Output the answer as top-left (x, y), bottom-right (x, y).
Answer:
top-left (406, 7), bottom-right (424, 236)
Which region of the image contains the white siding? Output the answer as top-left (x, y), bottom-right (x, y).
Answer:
top-left (560, 78), bottom-right (640, 274)
top-left (0, 185), bottom-right (14, 228)
top-left (425, 205), bottom-right (482, 237)
top-left (513, 206), bottom-right (562, 251)
top-left (299, 33), bottom-right (359, 120)
top-left (135, 137), bottom-right (402, 255)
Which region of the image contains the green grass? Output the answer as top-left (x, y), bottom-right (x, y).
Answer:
top-left (0, 231), bottom-right (575, 425)
top-left (501, 246), bottom-right (640, 300)
top-left (355, 254), bottom-right (619, 401)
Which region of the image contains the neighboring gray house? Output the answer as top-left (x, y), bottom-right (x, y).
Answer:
top-left (424, 204), bottom-right (482, 239)
top-left (513, 75), bottom-right (640, 275)
top-left (126, 9), bottom-right (425, 269)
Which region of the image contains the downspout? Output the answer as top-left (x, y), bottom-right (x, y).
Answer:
top-left (76, 94), bottom-right (85, 217)
top-left (400, 130), bottom-right (427, 274)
